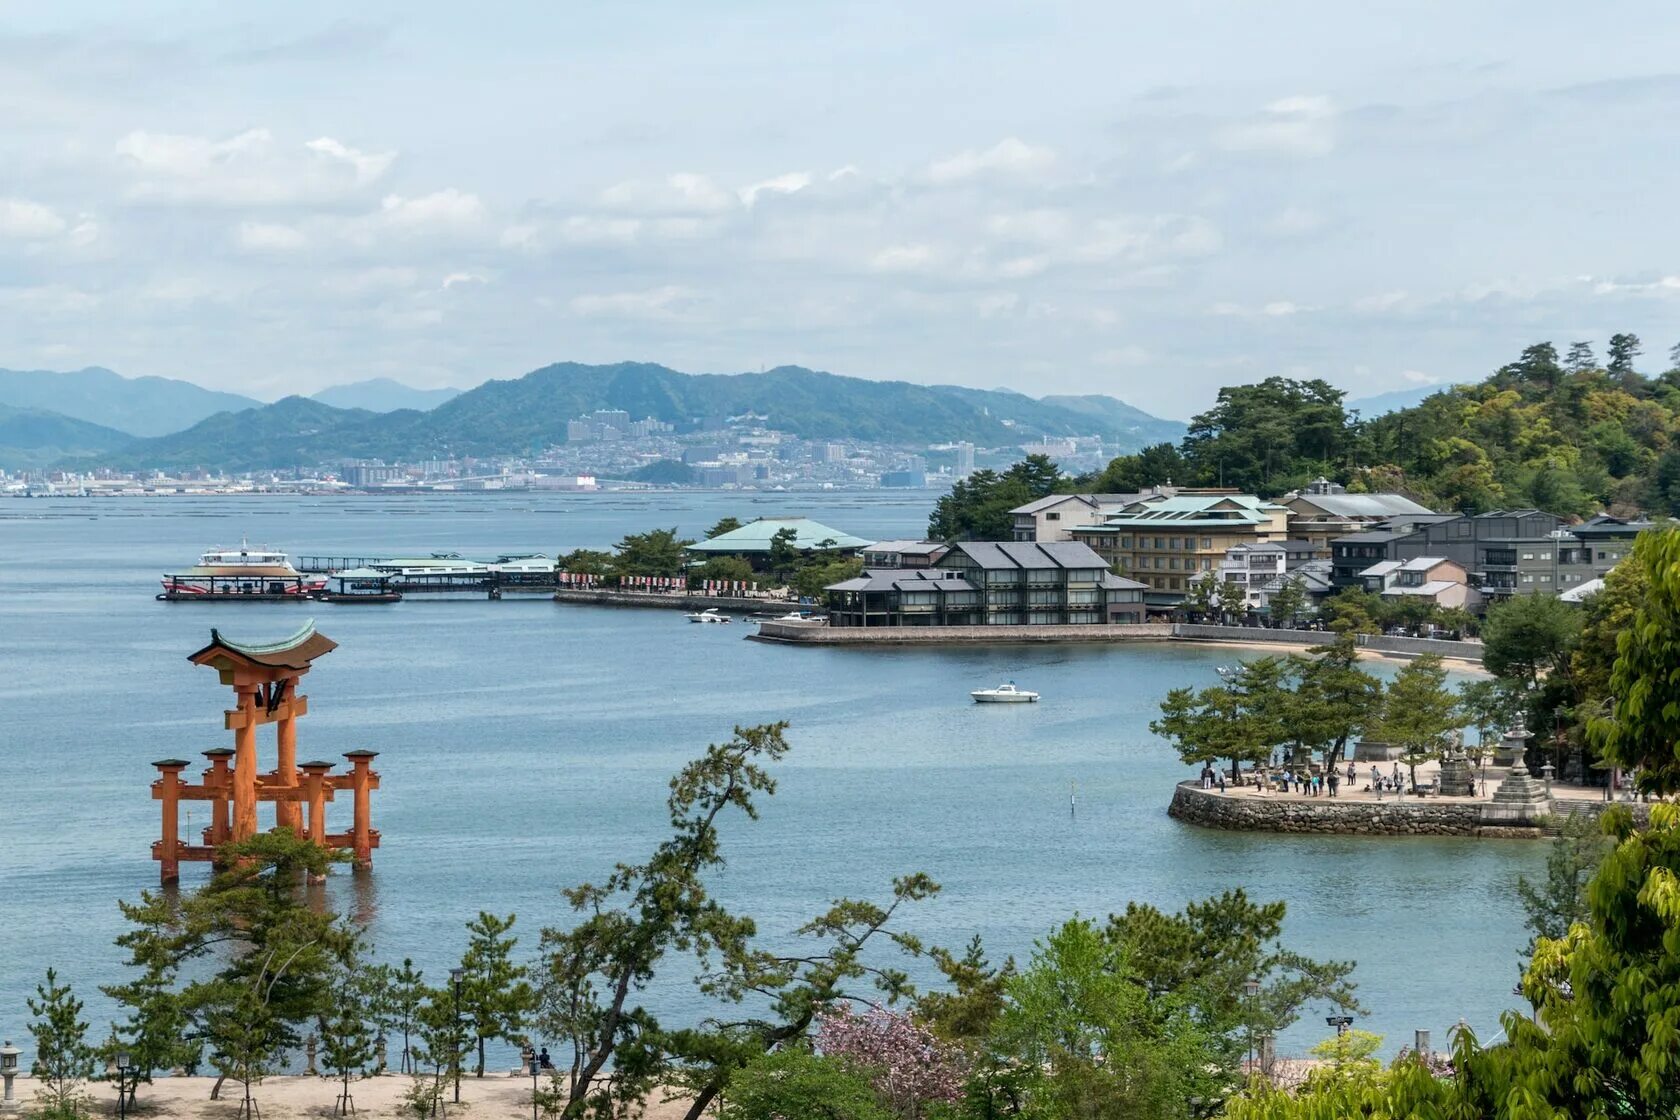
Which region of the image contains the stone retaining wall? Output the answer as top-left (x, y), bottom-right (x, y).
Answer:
top-left (1168, 781), bottom-right (1655, 838)
top-left (553, 589), bottom-right (787, 612)
top-left (1168, 781), bottom-right (1499, 836)
top-left (751, 621), bottom-right (1177, 644)
top-left (751, 620), bottom-right (1483, 661)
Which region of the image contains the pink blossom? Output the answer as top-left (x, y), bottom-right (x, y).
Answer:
top-left (815, 1005), bottom-right (966, 1118)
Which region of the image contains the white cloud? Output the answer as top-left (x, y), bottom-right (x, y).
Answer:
top-left (1590, 275), bottom-right (1680, 296)
top-left (1354, 290), bottom-right (1409, 312)
top-left (0, 197), bottom-right (68, 238)
top-left (237, 221), bottom-right (307, 251)
top-left (1095, 345), bottom-right (1151, 367)
top-left (926, 137), bottom-right (1055, 184)
top-left (739, 171), bottom-right (810, 206)
top-left (1263, 300), bottom-right (1302, 316)
top-left (1263, 206), bottom-right (1324, 237)
top-left (115, 128), bottom-right (396, 205)
top-left (303, 136), bottom-right (396, 185)
top-left (870, 243), bottom-right (937, 272)
top-left (441, 271), bottom-right (487, 289)
top-left (1216, 96), bottom-right (1336, 156)
top-left (1401, 369), bottom-right (1439, 384)
top-left (378, 189), bottom-right (484, 229)
top-left (569, 285), bottom-right (701, 320)
top-left (599, 172), bottom-right (734, 214)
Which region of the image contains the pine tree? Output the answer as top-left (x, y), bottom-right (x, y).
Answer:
top-left (384, 959), bottom-right (428, 1074)
top-left (1564, 340), bottom-right (1596, 373)
top-left (460, 912), bottom-right (535, 1077)
top-left (321, 968), bottom-right (377, 1116)
top-left (1375, 654), bottom-right (1459, 791)
top-left (27, 969), bottom-right (94, 1119)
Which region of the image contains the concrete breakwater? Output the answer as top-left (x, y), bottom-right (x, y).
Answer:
top-left (553, 589), bottom-right (791, 613)
top-left (1167, 781), bottom-right (1649, 839)
top-left (750, 620), bottom-right (1485, 662)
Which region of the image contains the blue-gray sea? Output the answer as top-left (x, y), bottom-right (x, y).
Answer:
top-left (0, 492), bottom-right (1539, 1059)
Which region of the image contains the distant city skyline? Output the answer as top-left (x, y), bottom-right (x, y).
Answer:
top-left (4, 3), bottom-right (1680, 416)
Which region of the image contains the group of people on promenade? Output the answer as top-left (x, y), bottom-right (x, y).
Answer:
top-left (1200, 758), bottom-right (1436, 800)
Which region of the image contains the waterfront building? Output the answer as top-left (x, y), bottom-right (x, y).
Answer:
top-left (1358, 556), bottom-right (1477, 610)
top-left (689, 515), bottom-right (871, 567)
top-left (1280, 478), bottom-right (1436, 554)
top-left (860, 540), bottom-right (949, 568)
top-left (1475, 513), bottom-right (1650, 603)
top-left (1329, 509), bottom-right (1562, 591)
top-left (1252, 559), bottom-right (1337, 616)
top-left (1008, 486), bottom-right (1177, 542)
top-left (1068, 493), bottom-right (1290, 604)
top-left (1213, 540), bottom-right (1320, 609)
top-left (824, 540), bottom-right (1146, 626)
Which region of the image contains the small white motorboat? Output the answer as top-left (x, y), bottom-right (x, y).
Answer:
top-left (687, 608), bottom-right (732, 624)
top-left (971, 681), bottom-right (1039, 703)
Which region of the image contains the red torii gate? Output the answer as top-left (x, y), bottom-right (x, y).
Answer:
top-left (150, 622), bottom-right (380, 882)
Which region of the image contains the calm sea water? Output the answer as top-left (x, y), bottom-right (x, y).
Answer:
top-left (0, 492), bottom-right (1540, 1058)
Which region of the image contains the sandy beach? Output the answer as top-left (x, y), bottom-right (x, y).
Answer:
top-left (5, 1074), bottom-right (699, 1120)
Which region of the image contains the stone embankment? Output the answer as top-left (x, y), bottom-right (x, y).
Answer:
top-left (1167, 781), bottom-right (1651, 839)
top-left (749, 621), bottom-right (1484, 662)
top-left (553, 589), bottom-right (789, 612)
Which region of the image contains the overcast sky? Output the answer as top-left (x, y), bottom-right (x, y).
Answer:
top-left (5, 2), bottom-right (1680, 418)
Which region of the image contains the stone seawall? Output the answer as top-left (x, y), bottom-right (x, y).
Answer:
top-left (1168, 782), bottom-right (1653, 838)
top-left (1168, 781), bottom-right (1497, 836)
top-left (553, 590), bottom-right (787, 612)
top-left (752, 620), bottom-right (1483, 661)
top-left (751, 621), bottom-right (1177, 644)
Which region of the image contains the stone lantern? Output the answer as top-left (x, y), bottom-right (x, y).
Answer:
top-left (1495, 718), bottom-right (1529, 767)
top-left (1, 1039), bottom-right (20, 1114)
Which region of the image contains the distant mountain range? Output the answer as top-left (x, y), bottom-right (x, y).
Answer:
top-left (12, 361), bottom-right (1187, 472)
top-left (1345, 384), bottom-right (1454, 418)
top-left (0, 367), bottom-right (260, 438)
top-left (0, 403), bottom-right (133, 467)
top-left (311, 378), bottom-right (463, 413)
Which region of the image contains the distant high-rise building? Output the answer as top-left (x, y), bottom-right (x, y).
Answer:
top-left (822, 442), bottom-right (847, 462)
top-left (955, 441), bottom-right (975, 477)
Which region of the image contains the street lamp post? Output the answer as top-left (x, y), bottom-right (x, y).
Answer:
top-left (115, 1051), bottom-right (137, 1120)
top-left (1243, 976), bottom-right (1261, 1081)
top-left (1326, 1015), bottom-right (1353, 1036)
top-left (450, 968), bottom-right (464, 1106)
top-left (529, 1043), bottom-right (540, 1120)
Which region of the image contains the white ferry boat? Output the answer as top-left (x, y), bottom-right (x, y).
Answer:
top-left (161, 540), bottom-right (325, 598)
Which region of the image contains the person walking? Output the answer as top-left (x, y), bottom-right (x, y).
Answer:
top-left (1328, 771), bottom-right (1339, 798)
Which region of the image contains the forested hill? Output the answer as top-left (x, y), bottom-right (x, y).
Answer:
top-left (86, 361), bottom-right (1184, 470)
top-left (1080, 336), bottom-right (1680, 518)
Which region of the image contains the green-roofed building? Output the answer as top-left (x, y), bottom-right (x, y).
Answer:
top-left (688, 516), bottom-right (872, 568)
top-left (1068, 491), bottom-right (1290, 606)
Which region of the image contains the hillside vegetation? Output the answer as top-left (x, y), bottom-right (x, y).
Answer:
top-left (1084, 335), bottom-right (1680, 517)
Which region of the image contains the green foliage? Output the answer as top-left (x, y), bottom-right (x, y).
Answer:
top-left (927, 456), bottom-right (1064, 540)
top-left (916, 935), bottom-right (1013, 1043)
top-left (1302, 1028), bottom-right (1383, 1093)
top-left (1588, 527), bottom-right (1680, 792)
top-left (611, 527), bottom-right (692, 577)
top-left (1321, 587), bottom-right (1380, 635)
top-left (1481, 592), bottom-right (1583, 690)
top-left (1514, 811), bottom-right (1613, 954)
top-left (460, 912), bottom-right (536, 1077)
top-left (987, 918), bottom-right (1223, 1120)
top-left (1265, 577), bottom-right (1306, 626)
top-left (695, 555), bottom-right (755, 583)
top-left (320, 961), bottom-right (378, 1115)
top-left (557, 549), bottom-right (615, 577)
top-left (1180, 377), bottom-right (1349, 494)
top-left (1457, 677), bottom-right (1526, 753)
top-left (767, 527), bottom-right (802, 581)
top-left (27, 968), bottom-right (94, 1119)
top-left (704, 517), bottom-right (743, 540)
top-left (1077, 442), bottom-right (1185, 493)
top-left (629, 459), bottom-right (695, 485)
top-left (106, 830), bottom-right (358, 1108)
top-left (1152, 680), bottom-right (1266, 780)
top-left (1372, 654), bottom-right (1459, 788)
top-left (791, 556), bottom-right (862, 599)
top-left (720, 1048), bottom-right (892, 1120)
top-left (1499, 804), bottom-right (1680, 1117)
top-left (1286, 635), bottom-right (1384, 775)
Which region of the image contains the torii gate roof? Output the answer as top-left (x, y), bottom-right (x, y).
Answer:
top-left (189, 620), bottom-right (338, 671)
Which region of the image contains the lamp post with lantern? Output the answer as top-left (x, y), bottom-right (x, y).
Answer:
top-left (115, 1051), bottom-right (138, 1120)
top-left (1243, 976), bottom-right (1261, 1080)
top-left (450, 968), bottom-right (465, 1105)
